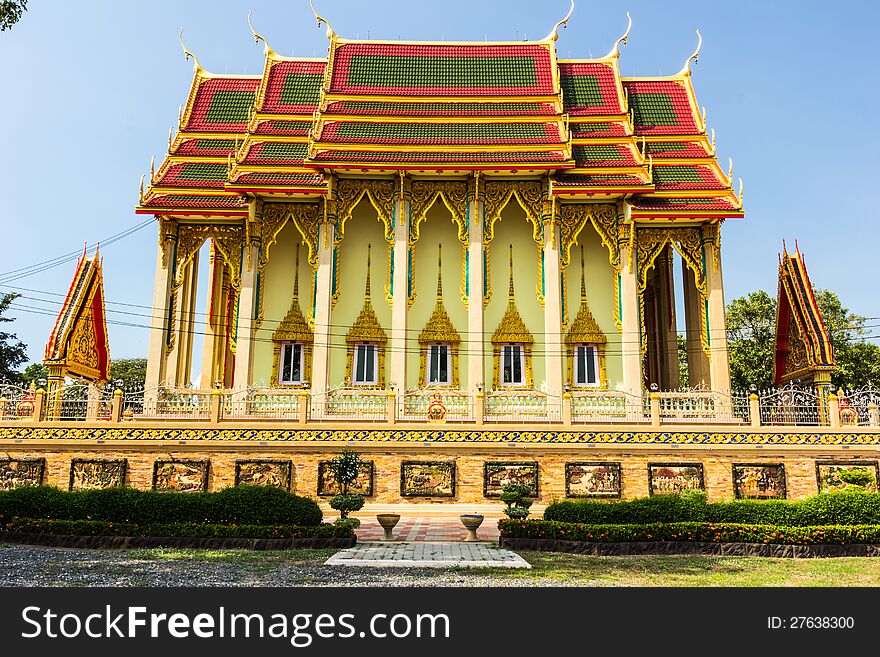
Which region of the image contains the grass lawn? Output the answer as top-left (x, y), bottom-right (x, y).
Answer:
top-left (499, 552), bottom-right (880, 586)
top-left (121, 547), bottom-right (880, 586)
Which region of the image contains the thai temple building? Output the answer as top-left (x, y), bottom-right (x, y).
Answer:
top-left (3, 3), bottom-right (877, 505)
top-left (135, 4), bottom-right (742, 414)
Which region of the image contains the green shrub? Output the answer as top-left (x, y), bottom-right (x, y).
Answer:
top-left (1, 518), bottom-right (352, 539)
top-left (0, 486), bottom-right (322, 527)
top-left (500, 484), bottom-right (534, 520)
top-left (329, 493), bottom-right (365, 521)
top-left (544, 492), bottom-right (880, 527)
top-left (499, 519), bottom-right (880, 546)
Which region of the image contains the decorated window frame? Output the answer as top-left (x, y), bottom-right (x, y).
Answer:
top-left (352, 343), bottom-right (379, 386)
top-left (418, 244), bottom-right (462, 389)
top-left (565, 245), bottom-right (608, 389)
top-left (491, 245), bottom-right (534, 390)
top-left (344, 244), bottom-right (387, 389)
top-left (572, 343), bottom-right (603, 387)
top-left (270, 246), bottom-right (313, 389)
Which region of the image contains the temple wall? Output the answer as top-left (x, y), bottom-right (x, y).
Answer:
top-left (405, 204), bottom-right (468, 391)
top-left (2, 432), bottom-right (867, 504)
top-left (328, 201), bottom-right (392, 388)
top-left (564, 223), bottom-right (622, 389)
top-left (252, 222), bottom-right (315, 386)
top-left (483, 203), bottom-right (545, 390)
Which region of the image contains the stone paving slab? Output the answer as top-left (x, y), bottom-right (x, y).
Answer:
top-left (325, 542), bottom-right (531, 569)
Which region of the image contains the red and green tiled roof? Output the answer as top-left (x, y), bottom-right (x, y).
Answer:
top-left (554, 173), bottom-right (650, 188)
top-left (174, 138), bottom-right (238, 157)
top-left (260, 60), bottom-right (326, 113)
top-left (241, 141), bottom-right (309, 166)
top-left (319, 121), bottom-right (563, 146)
top-left (309, 149), bottom-right (570, 164)
top-left (572, 144), bottom-right (638, 167)
top-left (623, 80), bottom-right (699, 135)
top-left (140, 193), bottom-right (247, 210)
top-left (652, 164), bottom-right (726, 190)
top-left (183, 77), bottom-right (260, 133)
top-left (231, 172), bottom-right (325, 187)
top-left (559, 62), bottom-right (622, 115)
top-left (328, 43), bottom-right (555, 97)
top-left (155, 163), bottom-right (228, 189)
top-left (569, 121), bottom-right (629, 137)
top-left (323, 100), bottom-right (559, 117)
top-left (645, 140), bottom-right (710, 158)
top-left (254, 120), bottom-right (313, 136)
top-left (630, 196), bottom-right (740, 212)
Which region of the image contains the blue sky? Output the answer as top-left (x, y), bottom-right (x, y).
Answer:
top-left (0, 0), bottom-right (877, 364)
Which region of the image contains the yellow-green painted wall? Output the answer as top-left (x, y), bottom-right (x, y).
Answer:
top-left (406, 203), bottom-right (468, 391)
top-left (483, 203), bottom-right (545, 390)
top-left (327, 201), bottom-right (392, 388)
top-left (564, 223), bottom-right (622, 389)
top-left (252, 222), bottom-right (314, 386)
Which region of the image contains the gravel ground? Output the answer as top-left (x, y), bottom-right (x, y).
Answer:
top-left (0, 545), bottom-right (588, 587)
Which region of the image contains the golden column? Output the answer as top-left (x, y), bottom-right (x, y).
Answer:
top-left (389, 175), bottom-right (412, 394)
top-left (541, 194), bottom-right (564, 398)
top-left (310, 191), bottom-right (337, 398)
top-left (466, 174), bottom-right (485, 393)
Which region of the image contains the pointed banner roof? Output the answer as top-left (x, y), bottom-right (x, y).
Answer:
top-left (774, 243), bottom-right (834, 386)
top-left (136, 6), bottom-right (743, 220)
top-left (44, 248), bottom-right (110, 383)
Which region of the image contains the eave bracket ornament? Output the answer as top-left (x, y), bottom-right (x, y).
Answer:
top-left (483, 181), bottom-right (546, 248)
top-left (334, 179), bottom-right (395, 247)
top-left (558, 203), bottom-right (619, 271)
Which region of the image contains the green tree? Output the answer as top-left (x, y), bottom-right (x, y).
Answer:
top-left (19, 362), bottom-right (48, 385)
top-left (0, 0), bottom-right (27, 31)
top-left (109, 358), bottom-right (147, 389)
top-left (0, 294), bottom-right (28, 382)
top-left (725, 290), bottom-right (777, 390)
top-left (725, 288), bottom-right (880, 391)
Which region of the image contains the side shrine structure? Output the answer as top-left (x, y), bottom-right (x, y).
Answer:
top-left (2, 4), bottom-right (878, 506)
top-left (135, 8), bottom-right (740, 413)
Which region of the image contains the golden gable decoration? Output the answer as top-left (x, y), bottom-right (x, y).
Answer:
top-left (44, 248), bottom-right (110, 384)
top-left (491, 245), bottom-right (534, 389)
top-left (565, 247), bottom-right (608, 388)
top-left (271, 246), bottom-right (313, 387)
top-left (345, 244), bottom-right (387, 388)
top-left (418, 245), bottom-right (461, 388)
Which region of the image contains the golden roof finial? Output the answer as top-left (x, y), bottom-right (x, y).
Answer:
top-left (149, 155), bottom-right (155, 182)
top-left (168, 126), bottom-right (174, 150)
top-left (293, 243), bottom-right (300, 302)
top-left (544, 0), bottom-right (574, 42)
top-left (178, 104), bottom-right (183, 125)
top-left (604, 11), bottom-right (632, 58)
top-left (710, 128), bottom-right (716, 152)
top-left (677, 29), bottom-right (702, 76)
top-left (738, 177), bottom-right (744, 206)
top-left (138, 175), bottom-right (145, 205)
top-left (309, 0), bottom-right (336, 39)
top-left (579, 245), bottom-right (586, 301)
top-left (507, 244), bottom-right (515, 302)
top-left (247, 11), bottom-right (276, 57)
top-left (178, 27), bottom-right (204, 74)
top-left (364, 243), bottom-right (372, 299)
top-left (436, 243), bottom-right (443, 299)
top-left (727, 157), bottom-right (734, 183)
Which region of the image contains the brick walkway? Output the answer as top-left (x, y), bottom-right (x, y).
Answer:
top-left (325, 542), bottom-right (530, 569)
top-left (354, 517), bottom-right (500, 543)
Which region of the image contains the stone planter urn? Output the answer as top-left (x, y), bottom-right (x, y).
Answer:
top-left (460, 514), bottom-right (484, 542)
top-left (376, 513), bottom-right (401, 541)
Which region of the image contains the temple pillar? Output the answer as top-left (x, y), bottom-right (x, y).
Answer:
top-left (145, 224), bottom-right (175, 392)
top-left (542, 204), bottom-right (564, 397)
top-left (466, 176), bottom-right (485, 393)
top-left (705, 231), bottom-right (732, 392)
top-left (619, 221), bottom-right (642, 400)
top-left (164, 253), bottom-right (198, 387)
top-left (232, 239), bottom-right (260, 390)
top-left (389, 177), bottom-right (411, 393)
top-left (682, 259), bottom-right (710, 387)
top-left (311, 198), bottom-right (336, 396)
top-left (199, 245), bottom-right (225, 389)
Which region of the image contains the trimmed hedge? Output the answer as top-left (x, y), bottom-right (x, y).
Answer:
top-left (0, 486), bottom-right (322, 527)
top-left (499, 519), bottom-right (880, 546)
top-left (0, 518), bottom-right (352, 539)
top-left (544, 492), bottom-right (880, 527)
